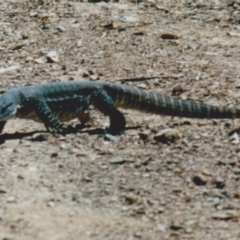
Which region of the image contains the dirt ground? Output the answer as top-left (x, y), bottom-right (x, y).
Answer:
top-left (0, 0), bottom-right (240, 239)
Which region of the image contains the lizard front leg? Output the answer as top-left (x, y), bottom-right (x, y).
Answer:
top-left (26, 98), bottom-right (64, 134)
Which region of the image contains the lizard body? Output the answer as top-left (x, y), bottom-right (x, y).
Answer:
top-left (0, 80), bottom-right (239, 134)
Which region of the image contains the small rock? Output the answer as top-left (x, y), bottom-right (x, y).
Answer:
top-left (161, 33), bottom-right (179, 40)
top-left (122, 194), bottom-right (139, 204)
top-left (172, 84), bottom-right (187, 96)
top-left (29, 11), bottom-right (38, 17)
top-left (158, 207), bottom-right (165, 213)
top-left (0, 188), bottom-right (7, 194)
top-left (133, 232), bottom-right (142, 238)
top-left (28, 166), bottom-right (37, 172)
top-left (108, 156), bottom-right (126, 164)
top-left (122, 16), bottom-right (139, 22)
top-left (46, 51), bottom-right (59, 63)
top-left (212, 177), bottom-right (225, 189)
top-left (211, 210), bottom-right (239, 220)
top-left (26, 56), bottom-right (34, 62)
top-left (34, 57), bottom-right (46, 64)
top-left (133, 31), bottom-right (145, 36)
top-left (60, 144), bottom-right (67, 149)
top-left (72, 194), bottom-right (92, 204)
top-left (185, 227), bottom-right (193, 233)
top-left (7, 196), bottom-right (16, 203)
top-left (125, 115), bottom-right (135, 127)
top-left (234, 192), bottom-right (240, 199)
top-left (11, 43), bottom-right (26, 50)
top-left (4, 139), bottom-right (20, 148)
top-left (174, 168), bottom-right (183, 174)
top-left (185, 219), bottom-right (198, 226)
top-left (139, 130), bottom-right (152, 141)
top-left (201, 169), bottom-right (211, 176)
top-left (104, 134), bottom-right (119, 141)
top-left (227, 31), bottom-right (240, 38)
top-left (68, 148), bottom-right (81, 154)
top-left (112, 3), bottom-right (128, 10)
top-left (57, 25), bottom-right (66, 32)
top-left (31, 133), bottom-right (48, 141)
top-left (169, 224), bottom-right (184, 231)
top-left (198, 121), bottom-right (207, 126)
top-left (101, 22), bottom-right (120, 29)
top-left (229, 132), bottom-right (239, 144)
top-left (233, 168), bottom-right (240, 174)
top-left (0, 65), bottom-right (21, 74)
top-left (222, 202), bottom-right (240, 210)
top-left (18, 162), bottom-right (29, 167)
top-left (77, 40), bottom-right (82, 47)
top-left (90, 75), bottom-right (98, 80)
top-left (154, 128), bottom-right (182, 143)
top-left (217, 159), bottom-right (236, 167)
top-left (47, 201), bottom-right (55, 207)
top-left (157, 224), bottom-right (166, 232)
top-left (21, 32), bottom-right (29, 39)
top-left (192, 174), bottom-right (208, 186)
top-left (51, 152), bottom-right (58, 157)
top-left (76, 151), bottom-right (89, 157)
top-left (17, 174), bottom-right (24, 180)
top-left (3, 148), bottom-right (14, 153)
top-left (132, 205), bottom-right (145, 215)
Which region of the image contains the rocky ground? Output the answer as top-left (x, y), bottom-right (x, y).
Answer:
top-left (0, 0), bottom-right (240, 239)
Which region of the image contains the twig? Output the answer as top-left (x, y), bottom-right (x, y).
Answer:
top-left (112, 76), bottom-right (159, 83)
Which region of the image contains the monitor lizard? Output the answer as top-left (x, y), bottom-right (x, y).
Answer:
top-left (0, 80), bottom-right (239, 135)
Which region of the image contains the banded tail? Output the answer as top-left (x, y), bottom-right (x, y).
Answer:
top-left (105, 83), bottom-right (240, 119)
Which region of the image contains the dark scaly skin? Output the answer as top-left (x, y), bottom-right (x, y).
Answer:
top-left (0, 80), bottom-right (239, 135)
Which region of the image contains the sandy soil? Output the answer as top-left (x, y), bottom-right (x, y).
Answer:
top-left (0, 0), bottom-right (240, 239)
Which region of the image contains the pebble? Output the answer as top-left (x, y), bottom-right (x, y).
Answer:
top-left (108, 156), bottom-right (126, 164)
top-left (192, 175), bottom-right (208, 186)
top-left (46, 51), bottom-right (59, 63)
top-left (31, 133), bottom-right (48, 141)
top-left (139, 130), bottom-right (152, 141)
top-left (57, 25), bottom-right (66, 32)
top-left (104, 134), bottom-right (119, 141)
top-left (169, 224), bottom-right (184, 231)
top-left (0, 188), bottom-right (7, 194)
top-left (7, 196), bottom-right (16, 203)
top-left (154, 128), bottom-right (182, 143)
top-left (211, 210), bottom-right (239, 220)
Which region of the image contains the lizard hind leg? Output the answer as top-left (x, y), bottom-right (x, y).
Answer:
top-left (91, 89), bottom-right (126, 135)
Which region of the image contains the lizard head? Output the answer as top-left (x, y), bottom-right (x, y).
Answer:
top-left (0, 93), bottom-right (17, 121)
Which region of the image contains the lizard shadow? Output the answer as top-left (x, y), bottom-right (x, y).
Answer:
top-left (81, 126), bottom-right (140, 135)
top-left (0, 124), bottom-right (87, 144)
top-left (0, 124), bottom-right (85, 144)
top-left (0, 124), bottom-right (140, 145)
top-left (58, 124), bottom-right (141, 136)
top-left (0, 131), bottom-right (40, 145)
